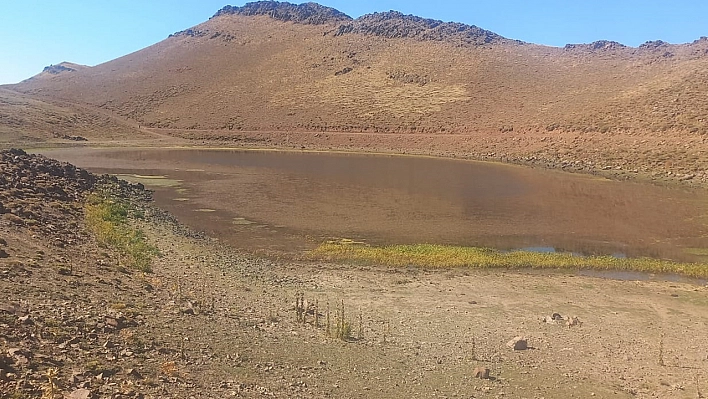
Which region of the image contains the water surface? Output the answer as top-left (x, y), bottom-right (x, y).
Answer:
top-left (41, 148), bottom-right (708, 262)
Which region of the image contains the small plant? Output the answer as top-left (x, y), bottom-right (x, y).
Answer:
top-left (267, 311), bottom-right (279, 323)
top-left (358, 312), bottom-right (363, 340)
top-left (295, 292), bottom-right (305, 323)
top-left (471, 336), bottom-right (477, 361)
top-left (658, 333), bottom-right (665, 367)
top-left (326, 302), bottom-right (331, 335)
top-left (42, 368), bottom-right (59, 399)
top-left (334, 300), bottom-right (352, 341)
top-left (383, 320), bottom-right (391, 343)
top-left (315, 300), bottom-right (319, 328)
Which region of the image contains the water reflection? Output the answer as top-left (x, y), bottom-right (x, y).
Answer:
top-left (39, 148), bottom-right (708, 262)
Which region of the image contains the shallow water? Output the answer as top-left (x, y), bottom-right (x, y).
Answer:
top-left (41, 148), bottom-right (708, 262)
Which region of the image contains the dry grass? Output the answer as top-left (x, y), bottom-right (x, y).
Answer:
top-left (309, 242), bottom-right (708, 279)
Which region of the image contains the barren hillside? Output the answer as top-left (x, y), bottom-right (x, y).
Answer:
top-left (6, 1), bottom-right (708, 136)
top-left (0, 89), bottom-right (143, 145)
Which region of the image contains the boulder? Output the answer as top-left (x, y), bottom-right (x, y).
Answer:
top-left (507, 336), bottom-right (528, 351)
top-left (473, 367), bottom-right (490, 379)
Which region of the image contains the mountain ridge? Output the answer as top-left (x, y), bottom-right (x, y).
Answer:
top-left (3, 1), bottom-right (708, 139)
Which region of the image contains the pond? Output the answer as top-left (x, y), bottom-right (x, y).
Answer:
top-left (40, 148), bottom-right (708, 262)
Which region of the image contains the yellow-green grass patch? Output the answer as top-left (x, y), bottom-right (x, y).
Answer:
top-left (308, 242), bottom-right (708, 279)
top-left (85, 192), bottom-right (159, 272)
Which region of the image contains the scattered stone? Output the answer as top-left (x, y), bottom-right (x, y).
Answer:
top-left (543, 312), bottom-right (565, 324)
top-left (105, 317), bottom-right (120, 328)
top-left (473, 367), bottom-right (490, 379)
top-left (126, 368), bottom-right (143, 379)
top-left (4, 213), bottom-right (24, 225)
top-left (67, 388), bottom-right (93, 399)
top-left (8, 348), bottom-right (30, 365)
top-left (0, 249), bottom-right (8, 258)
top-left (566, 316), bottom-right (582, 328)
top-left (180, 300), bottom-right (197, 315)
top-left (507, 336), bottom-right (528, 351)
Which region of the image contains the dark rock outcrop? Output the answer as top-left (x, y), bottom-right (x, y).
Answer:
top-left (213, 1), bottom-right (352, 25)
top-left (211, 2), bottom-right (508, 45)
top-left (42, 64), bottom-right (77, 75)
top-left (564, 40), bottom-right (627, 51)
top-left (334, 11), bottom-right (508, 45)
top-left (640, 40), bottom-right (668, 49)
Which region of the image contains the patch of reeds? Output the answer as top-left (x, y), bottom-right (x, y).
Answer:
top-left (308, 242), bottom-right (708, 279)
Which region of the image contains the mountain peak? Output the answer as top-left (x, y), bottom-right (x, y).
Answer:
top-left (564, 40), bottom-right (627, 51)
top-left (213, 1), bottom-right (352, 25)
top-left (42, 62), bottom-right (84, 75)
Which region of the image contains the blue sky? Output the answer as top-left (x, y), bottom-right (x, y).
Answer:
top-left (1, 0), bottom-right (706, 84)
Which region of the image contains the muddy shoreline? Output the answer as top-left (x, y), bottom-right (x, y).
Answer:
top-left (147, 128), bottom-right (708, 190)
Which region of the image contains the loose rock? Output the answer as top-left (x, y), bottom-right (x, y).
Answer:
top-left (473, 367), bottom-right (490, 379)
top-left (507, 337), bottom-right (528, 351)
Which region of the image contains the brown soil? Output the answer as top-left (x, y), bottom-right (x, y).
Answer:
top-left (2, 151), bottom-right (708, 399)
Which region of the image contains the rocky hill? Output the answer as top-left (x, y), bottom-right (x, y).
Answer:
top-left (6, 1), bottom-right (707, 136)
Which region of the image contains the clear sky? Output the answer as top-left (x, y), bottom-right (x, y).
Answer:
top-left (1, 0), bottom-right (706, 85)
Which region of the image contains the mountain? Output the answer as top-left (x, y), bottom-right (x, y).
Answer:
top-left (3, 1), bottom-right (708, 145)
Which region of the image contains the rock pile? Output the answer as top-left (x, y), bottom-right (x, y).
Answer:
top-left (0, 149), bottom-right (150, 248)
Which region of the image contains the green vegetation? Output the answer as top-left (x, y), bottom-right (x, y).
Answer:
top-left (309, 242), bottom-right (708, 279)
top-left (85, 192), bottom-right (159, 272)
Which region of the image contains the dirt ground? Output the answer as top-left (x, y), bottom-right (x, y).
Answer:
top-left (2, 150), bottom-right (708, 399)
